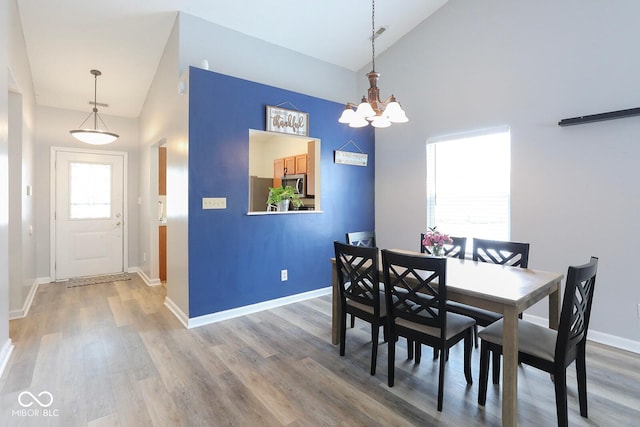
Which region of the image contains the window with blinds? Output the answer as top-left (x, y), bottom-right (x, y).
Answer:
top-left (426, 127), bottom-right (511, 249)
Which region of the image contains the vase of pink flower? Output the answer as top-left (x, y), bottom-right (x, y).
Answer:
top-left (422, 227), bottom-right (453, 257)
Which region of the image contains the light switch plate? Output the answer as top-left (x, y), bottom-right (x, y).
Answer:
top-left (202, 197), bottom-right (226, 210)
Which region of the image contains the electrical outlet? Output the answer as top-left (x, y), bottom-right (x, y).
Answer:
top-left (281, 269), bottom-right (288, 281)
top-left (143, 252), bottom-right (147, 262)
top-left (637, 304), bottom-right (640, 320)
top-left (202, 197), bottom-right (227, 210)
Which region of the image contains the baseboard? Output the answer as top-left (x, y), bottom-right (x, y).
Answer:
top-left (0, 339), bottom-right (14, 379)
top-left (186, 287), bottom-right (332, 329)
top-left (37, 276), bottom-right (52, 285)
top-left (523, 313), bottom-right (640, 355)
top-left (9, 279), bottom-right (40, 320)
top-left (164, 296), bottom-right (189, 328)
top-left (129, 267), bottom-right (162, 287)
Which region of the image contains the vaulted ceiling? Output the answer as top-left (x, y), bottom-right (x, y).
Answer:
top-left (16, 0), bottom-right (447, 118)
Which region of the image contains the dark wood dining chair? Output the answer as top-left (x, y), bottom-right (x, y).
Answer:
top-left (420, 234), bottom-right (467, 259)
top-left (346, 231), bottom-right (376, 248)
top-left (334, 241), bottom-right (386, 375)
top-left (381, 249), bottom-right (475, 411)
top-left (478, 256), bottom-right (598, 427)
top-left (446, 238), bottom-right (531, 349)
top-left (345, 231), bottom-right (377, 328)
top-left (420, 234), bottom-right (467, 360)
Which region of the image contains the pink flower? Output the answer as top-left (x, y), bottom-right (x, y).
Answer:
top-left (422, 227), bottom-right (453, 248)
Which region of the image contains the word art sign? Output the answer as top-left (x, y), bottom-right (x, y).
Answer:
top-left (266, 106), bottom-right (309, 136)
top-left (334, 150), bottom-right (368, 167)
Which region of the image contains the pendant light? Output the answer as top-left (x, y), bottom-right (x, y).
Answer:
top-left (70, 69), bottom-right (119, 145)
top-left (338, 0), bottom-right (408, 128)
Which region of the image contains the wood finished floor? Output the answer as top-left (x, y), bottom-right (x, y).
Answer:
top-left (1, 275), bottom-right (639, 426)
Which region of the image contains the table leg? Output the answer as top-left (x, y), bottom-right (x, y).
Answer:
top-left (331, 263), bottom-right (339, 345)
top-left (548, 279), bottom-right (561, 383)
top-left (548, 279), bottom-right (561, 330)
top-left (502, 306), bottom-right (519, 427)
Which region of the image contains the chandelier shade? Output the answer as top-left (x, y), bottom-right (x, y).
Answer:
top-left (338, 0), bottom-right (408, 128)
top-left (70, 69), bottom-right (119, 145)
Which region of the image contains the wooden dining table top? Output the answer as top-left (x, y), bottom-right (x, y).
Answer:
top-left (332, 248), bottom-right (563, 313)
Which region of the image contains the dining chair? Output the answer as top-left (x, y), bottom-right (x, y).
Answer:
top-left (381, 249), bottom-right (475, 411)
top-left (478, 256), bottom-right (598, 427)
top-left (334, 241), bottom-right (386, 375)
top-left (346, 231), bottom-right (376, 248)
top-left (345, 231), bottom-right (377, 328)
top-left (420, 234), bottom-right (467, 360)
top-left (446, 238), bottom-right (531, 349)
top-left (420, 234), bottom-right (467, 259)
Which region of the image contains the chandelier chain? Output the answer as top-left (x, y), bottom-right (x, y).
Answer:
top-left (337, 0), bottom-right (408, 127)
top-left (371, 0), bottom-right (375, 72)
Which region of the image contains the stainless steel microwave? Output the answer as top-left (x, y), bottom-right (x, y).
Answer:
top-left (281, 174), bottom-right (306, 197)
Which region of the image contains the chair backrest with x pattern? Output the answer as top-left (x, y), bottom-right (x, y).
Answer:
top-left (334, 241), bottom-right (381, 312)
top-left (420, 234), bottom-right (467, 259)
top-left (555, 256), bottom-right (598, 364)
top-left (346, 231), bottom-right (376, 248)
top-left (381, 250), bottom-right (447, 334)
top-left (472, 238), bottom-right (530, 268)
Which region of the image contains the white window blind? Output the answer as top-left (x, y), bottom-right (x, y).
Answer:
top-left (426, 127), bottom-right (511, 245)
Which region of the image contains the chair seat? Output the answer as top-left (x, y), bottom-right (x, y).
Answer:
top-left (395, 312), bottom-right (475, 340)
top-left (478, 318), bottom-right (557, 362)
top-left (446, 301), bottom-right (501, 326)
top-left (347, 294), bottom-right (387, 317)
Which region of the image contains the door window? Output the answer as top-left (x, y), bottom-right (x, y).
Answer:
top-left (69, 162), bottom-right (112, 219)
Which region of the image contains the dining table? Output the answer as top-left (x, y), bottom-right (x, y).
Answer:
top-left (330, 249), bottom-right (564, 427)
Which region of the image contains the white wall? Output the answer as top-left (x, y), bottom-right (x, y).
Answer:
top-left (374, 0), bottom-right (640, 348)
top-left (34, 106), bottom-right (140, 280)
top-left (178, 14), bottom-right (357, 104)
top-left (139, 16), bottom-right (189, 314)
top-left (0, 0), bottom-right (12, 373)
top-left (7, 0), bottom-right (36, 317)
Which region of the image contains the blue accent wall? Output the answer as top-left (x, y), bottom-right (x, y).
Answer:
top-left (188, 67), bottom-right (375, 317)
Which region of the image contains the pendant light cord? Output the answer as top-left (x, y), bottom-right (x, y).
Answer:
top-left (93, 72), bottom-right (99, 129)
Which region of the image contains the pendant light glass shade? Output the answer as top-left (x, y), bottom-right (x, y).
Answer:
top-left (70, 69), bottom-right (119, 145)
top-left (371, 115), bottom-right (391, 128)
top-left (338, 107), bottom-right (356, 124)
top-left (70, 129), bottom-right (119, 145)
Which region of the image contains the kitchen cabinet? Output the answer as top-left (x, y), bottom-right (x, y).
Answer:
top-left (159, 225), bottom-right (166, 282)
top-left (306, 141), bottom-right (315, 196)
top-left (283, 156), bottom-right (296, 175)
top-left (273, 158), bottom-right (284, 188)
top-left (294, 154), bottom-right (307, 174)
top-left (274, 153), bottom-right (308, 187)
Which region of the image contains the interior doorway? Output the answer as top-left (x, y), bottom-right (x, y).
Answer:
top-left (158, 145), bottom-right (167, 282)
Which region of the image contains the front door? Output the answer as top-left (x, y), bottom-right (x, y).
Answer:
top-left (53, 149), bottom-right (125, 280)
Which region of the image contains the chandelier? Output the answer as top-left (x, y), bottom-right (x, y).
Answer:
top-left (69, 69), bottom-right (119, 145)
top-left (338, 0), bottom-right (408, 128)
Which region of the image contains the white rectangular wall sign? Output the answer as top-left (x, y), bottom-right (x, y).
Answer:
top-left (334, 150), bottom-right (368, 166)
top-left (266, 105), bottom-right (309, 136)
